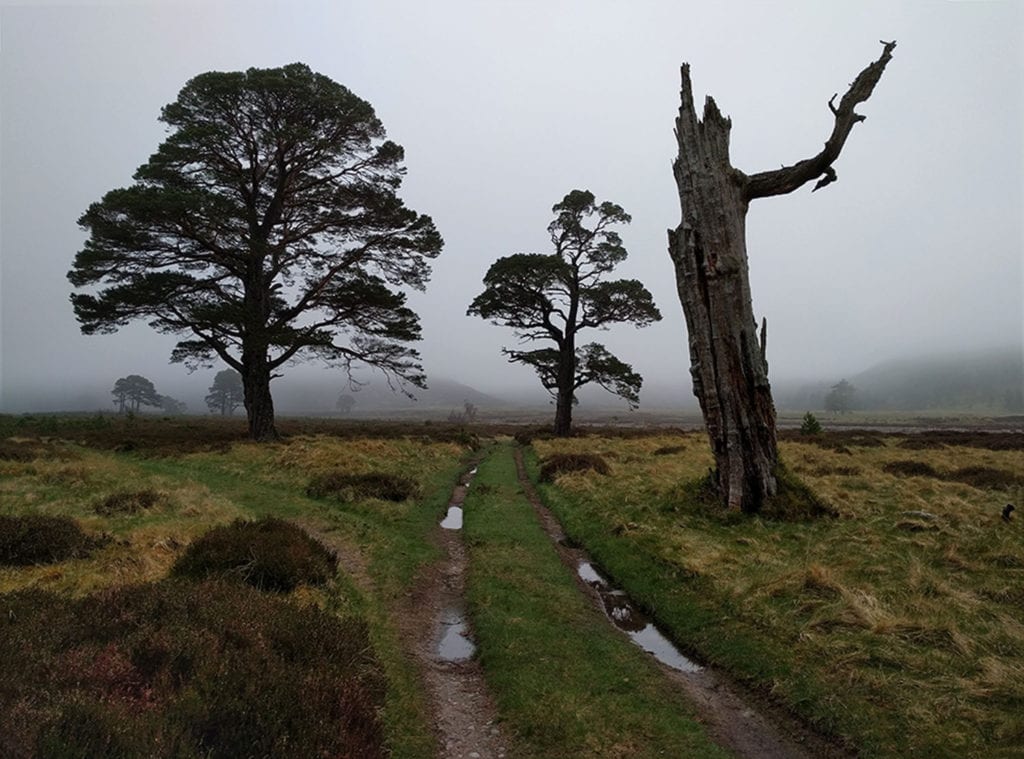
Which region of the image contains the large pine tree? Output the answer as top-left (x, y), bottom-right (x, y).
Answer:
top-left (70, 63), bottom-right (442, 440)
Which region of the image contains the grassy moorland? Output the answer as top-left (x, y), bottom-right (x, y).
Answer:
top-left (0, 414), bottom-right (471, 758)
top-left (3, 413), bottom-right (1021, 758)
top-left (531, 429), bottom-right (1024, 758)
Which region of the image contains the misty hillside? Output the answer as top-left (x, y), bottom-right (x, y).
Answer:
top-left (272, 375), bottom-right (505, 415)
top-left (775, 348), bottom-right (1023, 413)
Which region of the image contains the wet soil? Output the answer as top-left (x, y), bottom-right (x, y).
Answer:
top-left (403, 460), bottom-right (508, 759)
top-left (512, 448), bottom-right (855, 759)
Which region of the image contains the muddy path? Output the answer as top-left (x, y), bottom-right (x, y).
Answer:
top-left (512, 448), bottom-right (854, 759)
top-left (402, 460), bottom-right (509, 759)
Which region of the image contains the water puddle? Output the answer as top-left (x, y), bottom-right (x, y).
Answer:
top-left (437, 606), bottom-right (475, 661)
top-left (440, 464), bottom-right (479, 530)
top-left (577, 561), bottom-right (702, 674)
top-left (440, 506), bottom-right (463, 530)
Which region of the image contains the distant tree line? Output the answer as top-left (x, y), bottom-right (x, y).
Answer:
top-left (111, 375), bottom-right (186, 416)
top-left (206, 370), bottom-right (244, 416)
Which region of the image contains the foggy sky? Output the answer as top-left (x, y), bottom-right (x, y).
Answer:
top-left (1, 0), bottom-right (1021, 412)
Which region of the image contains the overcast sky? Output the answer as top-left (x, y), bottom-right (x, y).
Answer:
top-left (1, 0), bottom-right (1021, 412)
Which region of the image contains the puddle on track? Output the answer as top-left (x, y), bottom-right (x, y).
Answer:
top-left (440, 465), bottom-right (478, 530)
top-left (437, 606), bottom-right (476, 661)
top-left (578, 561), bottom-right (702, 674)
top-left (440, 505), bottom-right (463, 530)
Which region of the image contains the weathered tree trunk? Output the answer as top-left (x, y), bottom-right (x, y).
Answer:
top-left (668, 83), bottom-right (777, 512)
top-left (669, 42), bottom-right (895, 512)
top-left (242, 349), bottom-right (278, 441)
top-left (553, 336), bottom-right (576, 436)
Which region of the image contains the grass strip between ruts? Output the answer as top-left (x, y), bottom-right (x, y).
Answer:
top-left (461, 443), bottom-right (730, 759)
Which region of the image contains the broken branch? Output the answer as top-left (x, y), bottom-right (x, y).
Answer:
top-left (744, 40), bottom-right (896, 200)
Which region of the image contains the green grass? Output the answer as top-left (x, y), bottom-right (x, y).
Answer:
top-left (531, 432), bottom-right (1024, 758)
top-left (462, 443), bottom-right (730, 758)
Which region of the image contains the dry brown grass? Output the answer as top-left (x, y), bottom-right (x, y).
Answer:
top-left (533, 431), bottom-right (1024, 757)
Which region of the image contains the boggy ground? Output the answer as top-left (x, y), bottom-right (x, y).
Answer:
top-left (532, 429), bottom-right (1024, 758)
top-left (513, 447), bottom-right (851, 759)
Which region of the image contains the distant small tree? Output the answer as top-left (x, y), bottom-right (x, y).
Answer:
top-left (159, 395), bottom-right (188, 415)
top-left (799, 411), bottom-right (822, 435)
top-left (447, 400), bottom-right (478, 424)
top-left (205, 370), bottom-right (244, 416)
top-left (336, 393), bottom-right (356, 416)
top-left (112, 375), bottom-right (161, 414)
top-left (468, 190), bottom-right (661, 436)
top-left (825, 380), bottom-right (857, 414)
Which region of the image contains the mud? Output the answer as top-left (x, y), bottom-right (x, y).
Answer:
top-left (411, 459), bottom-right (508, 758)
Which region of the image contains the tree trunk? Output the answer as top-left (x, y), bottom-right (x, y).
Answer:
top-left (668, 72), bottom-right (777, 512)
top-left (553, 346), bottom-right (575, 437)
top-left (668, 44), bottom-right (895, 512)
top-left (242, 349), bottom-right (278, 441)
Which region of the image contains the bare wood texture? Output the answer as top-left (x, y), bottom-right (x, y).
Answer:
top-left (669, 43), bottom-right (894, 511)
top-left (745, 41), bottom-right (896, 200)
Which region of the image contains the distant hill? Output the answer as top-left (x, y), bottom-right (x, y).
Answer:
top-left (851, 348), bottom-right (1023, 412)
top-left (272, 375), bottom-right (506, 415)
top-left (775, 347), bottom-right (1023, 413)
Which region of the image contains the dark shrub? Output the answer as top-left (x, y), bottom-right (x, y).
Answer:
top-left (171, 518), bottom-right (337, 592)
top-left (0, 581), bottom-right (386, 758)
top-left (652, 444), bottom-right (686, 456)
top-left (0, 439), bottom-right (74, 462)
top-left (781, 429), bottom-right (887, 450)
top-left (882, 460), bottom-right (941, 478)
top-left (539, 453), bottom-right (610, 482)
top-left (94, 488), bottom-right (161, 516)
top-left (812, 465), bottom-right (862, 477)
top-left (944, 466), bottom-right (1021, 489)
top-left (514, 427), bottom-right (555, 446)
top-left (0, 441), bottom-right (37, 462)
top-left (898, 431), bottom-right (1024, 452)
top-left (306, 471), bottom-right (419, 502)
top-left (0, 515), bottom-right (107, 565)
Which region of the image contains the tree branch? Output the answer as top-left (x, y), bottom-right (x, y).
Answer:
top-left (744, 40), bottom-right (896, 201)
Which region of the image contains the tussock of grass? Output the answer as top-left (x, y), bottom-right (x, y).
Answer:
top-left (763, 464), bottom-right (837, 520)
top-left (945, 465), bottom-right (1020, 489)
top-left (306, 471), bottom-right (420, 502)
top-left (538, 452), bottom-right (610, 482)
top-left (0, 515), bottom-right (107, 566)
top-left (533, 432), bottom-right (1024, 757)
top-left (513, 427), bottom-right (554, 445)
top-left (171, 518), bottom-right (337, 592)
top-left (93, 488), bottom-right (162, 516)
top-left (0, 581), bottom-right (386, 758)
top-left (883, 459), bottom-right (941, 478)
